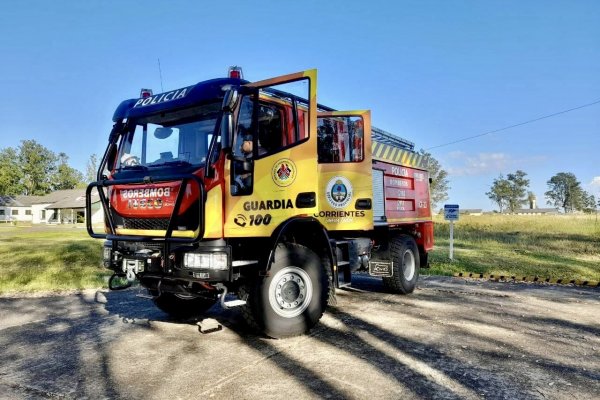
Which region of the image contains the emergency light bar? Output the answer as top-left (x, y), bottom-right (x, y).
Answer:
top-left (228, 66), bottom-right (243, 79)
top-left (140, 88), bottom-right (153, 98)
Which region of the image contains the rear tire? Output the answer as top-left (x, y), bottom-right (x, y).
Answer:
top-left (382, 235), bottom-right (420, 294)
top-left (151, 292), bottom-right (217, 319)
top-left (241, 243), bottom-right (329, 338)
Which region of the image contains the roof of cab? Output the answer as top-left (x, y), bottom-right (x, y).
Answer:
top-left (113, 77), bottom-right (248, 121)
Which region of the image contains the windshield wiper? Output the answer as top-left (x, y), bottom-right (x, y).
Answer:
top-left (121, 164), bottom-right (148, 171)
top-left (150, 160), bottom-right (193, 167)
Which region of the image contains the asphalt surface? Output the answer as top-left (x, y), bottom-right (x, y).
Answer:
top-left (0, 275), bottom-right (599, 400)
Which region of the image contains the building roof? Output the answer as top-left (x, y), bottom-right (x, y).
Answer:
top-left (0, 196), bottom-right (25, 207)
top-left (46, 190), bottom-right (99, 209)
top-left (14, 195), bottom-right (46, 206)
top-left (515, 208), bottom-right (558, 214)
top-left (1, 189), bottom-right (99, 210)
top-left (37, 189), bottom-right (84, 204)
top-left (460, 209), bottom-right (483, 214)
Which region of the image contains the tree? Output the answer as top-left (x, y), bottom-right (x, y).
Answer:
top-left (545, 172), bottom-right (589, 213)
top-left (0, 148), bottom-right (24, 196)
top-left (0, 140), bottom-right (85, 196)
top-left (18, 140), bottom-right (57, 195)
top-left (581, 192), bottom-right (597, 214)
top-left (53, 153), bottom-right (85, 190)
top-left (486, 170), bottom-right (529, 213)
top-left (420, 150), bottom-right (450, 209)
top-left (505, 170), bottom-right (530, 212)
top-left (85, 154), bottom-right (98, 183)
top-left (486, 175), bottom-right (511, 213)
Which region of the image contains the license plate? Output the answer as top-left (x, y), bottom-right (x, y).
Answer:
top-left (369, 261), bottom-right (393, 277)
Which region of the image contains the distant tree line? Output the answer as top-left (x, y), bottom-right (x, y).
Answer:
top-left (0, 140), bottom-right (97, 196)
top-left (420, 150), bottom-right (450, 210)
top-left (486, 170), bottom-right (597, 214)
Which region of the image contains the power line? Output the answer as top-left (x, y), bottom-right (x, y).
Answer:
top-left (426, 98), bottom-right (600, 150)
top-left (158, 58), bottom-right (164, 92)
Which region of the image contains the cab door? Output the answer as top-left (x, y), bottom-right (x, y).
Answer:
top-left (316, 110), bottom-right (373, 232)
top-left (224, 70), bottom-right (319, 238)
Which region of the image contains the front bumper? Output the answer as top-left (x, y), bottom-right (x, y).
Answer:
top-left (103, 241), bottom-right (234, 285)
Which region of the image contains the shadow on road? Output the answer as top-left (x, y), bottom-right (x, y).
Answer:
top-left (0, 275), bottom-right (598, 399)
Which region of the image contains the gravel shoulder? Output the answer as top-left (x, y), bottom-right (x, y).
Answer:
top-left (0, 275), bottom-right (598, 399)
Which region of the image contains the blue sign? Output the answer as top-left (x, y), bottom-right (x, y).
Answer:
top-left (444, 204), bottom-right (459, 221)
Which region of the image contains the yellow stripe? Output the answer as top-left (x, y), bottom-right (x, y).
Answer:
top-left (388, 147), bottom-right (398, 162)
top-left (396, 149), bottom-right (405, 163)
top-left (372, 142), bottom-right (380, 157)
top-left (415, 154), bottom-right (423, 167)
top-left (115, 228), bottom-right (197, 238)
top-left (371, 142), bottom-right (428, 170)
top-left (382, 145), bottom-right (392, 159)
top-left (374, 143), bottom-right (384, 158)
top-left (401, 152), bottom-right (409, 164)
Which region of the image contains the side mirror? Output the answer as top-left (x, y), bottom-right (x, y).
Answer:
top-left (97, 143), bottom-right (118, 181)
top-left (108, 121), bottom-right (123, 143)
top-left (106, 144), bottom-right (117, 170)
top-left (220, 88), bottom-right (240, 152)
top-left (222, 88), bottom-right (239, 112)
top-left (221, 112), bottom-right (233, 151)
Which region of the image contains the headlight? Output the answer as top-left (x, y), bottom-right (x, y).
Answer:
top-left (103, 247), bottom-right (112, 261)
top-left (184, 252), bottom-right (228, 270)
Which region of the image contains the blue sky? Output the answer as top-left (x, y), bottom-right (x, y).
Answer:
top-left (1, 0), bottom-right (598, 210)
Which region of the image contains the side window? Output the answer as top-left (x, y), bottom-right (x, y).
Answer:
top-left (317, 116), bottom-right (364, 163)
top-left (233, 99), bottom-right (287, 158)
top-left (231, 96), bottom-right (254, 196)
top-left (233, 96), bottom-right (254, 158)
top-left (256, 77), bottom-right (310, 156)
top-left (257, 103), bottom-right (284, 156)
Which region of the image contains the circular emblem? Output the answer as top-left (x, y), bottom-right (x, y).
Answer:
top-left (325, 176), bottom-right (353, 209)
top-left (272, 158), bottom-right (297, 187)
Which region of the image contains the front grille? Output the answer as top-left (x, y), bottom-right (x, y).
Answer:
top-left (123, 217), bottom-right (170, 230)
top-left (131, 241), bottom-right (163, 250)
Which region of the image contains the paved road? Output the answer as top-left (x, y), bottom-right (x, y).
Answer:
top-left (0, 275), bottom-right (599, 400)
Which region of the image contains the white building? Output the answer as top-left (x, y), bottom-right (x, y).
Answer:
top-left (0, 189), bottom-right (102, 224)
top-left (0, 196), bottom-right (34, 223)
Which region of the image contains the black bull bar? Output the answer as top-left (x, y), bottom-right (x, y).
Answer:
top-left (85, 174), bottom-right (206, 243)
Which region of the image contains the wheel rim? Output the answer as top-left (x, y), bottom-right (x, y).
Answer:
top-left (402, 249), bottom-right (416, 281)
top-left (268, 266), bottom-right (313, 318)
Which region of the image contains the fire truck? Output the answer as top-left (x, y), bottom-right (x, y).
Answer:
top-left (86, 67), bottom-right (433, 338)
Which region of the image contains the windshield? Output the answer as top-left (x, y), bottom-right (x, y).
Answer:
top-left (118, 102), bottom-right (221, 170)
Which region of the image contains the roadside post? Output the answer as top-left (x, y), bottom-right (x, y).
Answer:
top-left (444, 204), bottom-right (459, 260)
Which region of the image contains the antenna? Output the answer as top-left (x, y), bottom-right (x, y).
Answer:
top-left (158, 58), bottom-right (164, 92)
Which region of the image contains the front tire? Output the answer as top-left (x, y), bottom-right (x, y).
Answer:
top-left (382, 234), bottom-right (420, 294)
top-left (241, 243), bottom-right (329, 338)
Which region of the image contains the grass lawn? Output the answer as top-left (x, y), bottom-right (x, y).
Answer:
top-left (426, 214), bottom-right (600, 281)
top-left (1, 214), bottom-right (599, 294)
top-left (0, 225), bottom-right (107, 294)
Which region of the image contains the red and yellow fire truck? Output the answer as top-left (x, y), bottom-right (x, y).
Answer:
top-left (87, 67), bottom-right (433, 338)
